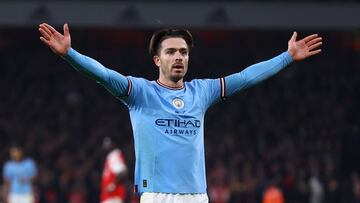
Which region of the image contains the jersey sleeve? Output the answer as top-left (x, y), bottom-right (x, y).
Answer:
top-left (193, 79), bottom-right (222, 111)
top-left (223, 51), bottom-right (293, 98)
top-left (3, 163), bottom-right (11, 180)
top-left (63, 48), bottom-right (130, 98)
top-left (119, 76), bottom-right (147, 109)
top-left (27, 159), bottom-right (37, 178)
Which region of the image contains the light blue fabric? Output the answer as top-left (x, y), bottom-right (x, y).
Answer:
top-left (64, 48), bottom-right (292, 194)
top-left (225, 51), bottom-right (293, 97)
top-left (3, 158), bottom-right (37, 194)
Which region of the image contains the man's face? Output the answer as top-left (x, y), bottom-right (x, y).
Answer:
top-left (9, 147), bottom-right (23, 161)
top-left (153, 37), bottom-right (189, 83)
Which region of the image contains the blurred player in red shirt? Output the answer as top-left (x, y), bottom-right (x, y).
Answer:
top-left (262, 185), bottom-right (285, 203)
top-left (101, 137), bottom-right (127, 203)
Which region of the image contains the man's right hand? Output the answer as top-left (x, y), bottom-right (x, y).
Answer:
top-left (39, 23), bottom-right (71, 56)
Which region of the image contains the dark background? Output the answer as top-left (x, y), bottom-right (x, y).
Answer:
top-left (0, 6), bottom-right (359, 203)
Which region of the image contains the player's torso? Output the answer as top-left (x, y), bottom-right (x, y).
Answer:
top-left (102, 150), bottom-right (125, 184)
top-left (102, 160), bottom-right (116, 185)
top-left (125, 79), bottom-right (208, 193)
top-left (128, 79), bottom-right (206, 139)
top-left (6, 160), bottom-right (34, 193)
top-left (101, 151), bottom-right (126, 201)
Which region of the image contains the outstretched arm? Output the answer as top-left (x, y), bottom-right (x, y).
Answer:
top-left (223, 32), bottom-right (322, 98)
top-left (38, 23), bottom-right (129, 97)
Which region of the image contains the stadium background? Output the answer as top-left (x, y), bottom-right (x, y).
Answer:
top-left (0, 0), bottom-right (359, 203)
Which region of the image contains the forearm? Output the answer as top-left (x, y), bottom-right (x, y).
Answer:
top-left (115, 171), bottom-right (127, 184)
top-left (63, 48), bottom-right (111, 82)
top-left (2, 181), bottom-right (9, 202)
top-left (63, 48), bottom-right (129, 97)
top-left (225, 51), bottom-right (293, 96)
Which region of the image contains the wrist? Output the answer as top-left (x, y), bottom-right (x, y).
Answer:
top-left (62, 47), bottom-right (71, 57)
top-left (287, 49), bottom-right (295, 60)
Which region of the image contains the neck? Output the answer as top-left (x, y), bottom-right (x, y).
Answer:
top-left (158, 76), bottom-right (184, 88)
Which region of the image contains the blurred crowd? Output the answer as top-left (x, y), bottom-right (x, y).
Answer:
top-left (0, 28), bottom-right (359, 203)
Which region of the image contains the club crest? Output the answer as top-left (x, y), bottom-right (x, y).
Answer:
top-left (172, 98), bottom-right (184, 109)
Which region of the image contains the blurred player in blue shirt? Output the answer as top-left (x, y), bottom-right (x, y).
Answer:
top-left (2, 145), bottom-right (37, 203)
top-left (38, 23), bottom-right (322, 203)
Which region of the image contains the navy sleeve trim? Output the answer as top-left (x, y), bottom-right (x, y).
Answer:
top-left (220, 77), bottom-right (226, 101)
top-left (127, 78), bottom-right (132, 96)
top-left (115, 78), bottom-right (132, 100)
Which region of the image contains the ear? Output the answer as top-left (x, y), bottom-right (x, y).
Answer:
top-left (153, 55), bottom-right (161, 67)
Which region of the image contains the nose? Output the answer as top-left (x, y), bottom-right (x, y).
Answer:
top-left (175, 51), bottom-right (183, 61)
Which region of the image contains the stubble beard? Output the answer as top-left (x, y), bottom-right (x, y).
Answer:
top-left (160, 64), bottom-right (187, 84)
top-left (169, 74), bottom-right (184, 83)
top-left (170, 68), bottom-right (187, 83)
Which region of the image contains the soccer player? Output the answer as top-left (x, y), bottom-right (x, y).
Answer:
top-left (101, 137), bottom-right (128, 203)
top-left (2, 145), bottom-right (37, 203)
top-left (38, 23), bottom-right (322, 203)
top-left (262, 185), bottom-right (285, 203)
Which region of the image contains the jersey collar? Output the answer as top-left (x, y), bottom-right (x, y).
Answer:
top-left (156, 79), bottom-right (184, 90)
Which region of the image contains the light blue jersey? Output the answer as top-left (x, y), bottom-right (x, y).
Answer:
top-left (3, 158), bottom-right (37, 194)
top-left (65, 48), bottom-right (292, 194)
top-left (122, 78), bottom-right (220, 194)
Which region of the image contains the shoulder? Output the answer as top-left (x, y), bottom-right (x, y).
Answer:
top-left (127, 76), bottom-right (151, 85)
top-left (22, 158), bottom-right (36, 168)
top-left (107, 149), bottom-right (125, 163)
top-left (24, 158), bottom-right (35, 164)
top-left (109, 149), bottom-right (122, 157)
top-left (3, 161), bottom-right (13, 170)
top-left (187, 78), bottom-right (220, 88)
top-left (3, 161), bottom-right (16, 174)
top-left (127, 76), bottom-right (155, 91)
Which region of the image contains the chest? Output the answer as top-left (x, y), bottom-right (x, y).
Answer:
top-left (7, 163), bottom-right (30, 178)
top-left (143, 87), bottom-right (204, 117)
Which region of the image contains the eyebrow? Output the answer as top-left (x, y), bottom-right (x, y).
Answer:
top-left (164, 47), bottom-right (188, 52)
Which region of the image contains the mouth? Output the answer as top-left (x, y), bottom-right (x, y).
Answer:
top-left (172, 63), bottom-right (184, 70)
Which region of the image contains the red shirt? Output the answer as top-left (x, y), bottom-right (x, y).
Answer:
top-left (263, 186), bottom-right (285, 203)
top-left (101, 149), bottom-right (127, 202)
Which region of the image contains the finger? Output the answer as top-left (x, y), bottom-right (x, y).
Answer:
top-left (39, 24), bottom-right (52, 36)
top-left (303, 34), bottom-right (318, 43)
top-left (308, 42), bottom-right (322, 51)
top-left (63, 23), bottom-right (70, 37)
top-left (42, 23), bottom-right (57, 34)
top-left (308, 49), bottom-right (322, 57)
top-left (306, 37), bottom-right (322, 46)
top-left (38, 28), bottom-right (51, 40)
top-left (290, 31), bottom-right (297, 42)
top-left (40, 37), bottom-right (51, 47)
